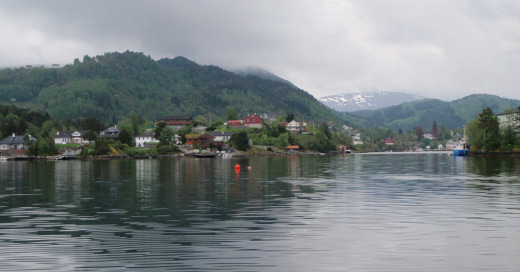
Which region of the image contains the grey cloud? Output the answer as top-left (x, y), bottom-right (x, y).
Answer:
top-left (1, 0), bottom-right (520, 101)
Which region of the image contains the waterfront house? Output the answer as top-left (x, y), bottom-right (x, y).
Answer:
top-left (383, 139), bottom-right (396, 145)
top-left (497, 109), bottom-right (520, 130)
top-left (352, 134), bottom-right (363, 145)
top-left (445, 140), bottom-right (458, 150)
top-left (0, 133), bottom-right (36, 156)
top-left (286, 145), bottom-right (299, 151)
top-left (54, 130), bottom-right (90, 145)
top-left (135, 133), bottom-right (159, 147)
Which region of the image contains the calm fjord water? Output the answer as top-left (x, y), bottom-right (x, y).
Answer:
top-left (0, 153), bottom-right (519, 271)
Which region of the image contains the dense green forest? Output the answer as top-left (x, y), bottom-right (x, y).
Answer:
top-left (0, 51), bottom-right (341, 125)
top-left (0, 104), bottom-right (52, 138)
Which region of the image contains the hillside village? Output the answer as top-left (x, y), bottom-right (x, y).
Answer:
top-left (3, 106), bottom-right (517, 159)
top-left (1, 52), bottom-right (519, 158)
top-left (1, 112), bottom-right (326, 158)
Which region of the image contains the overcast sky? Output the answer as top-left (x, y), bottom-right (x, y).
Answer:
top-left (1, 0), bottom-right (519, 101)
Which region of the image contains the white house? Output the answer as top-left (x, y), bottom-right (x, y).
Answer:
top-left (135, 133), bottom-right (159, 147)
top-left (445, 140), bottom-right (458, 150)
top-left (423, 133), bottom-right (434, 140)
top-left (497, 110), bottom-right (520, 130)
top-left (352, 133), bottom-right (363, 145)
top-left (54, 130), bottom-right (89, 145)
top-left (286, 120), bottom-right (307, 133)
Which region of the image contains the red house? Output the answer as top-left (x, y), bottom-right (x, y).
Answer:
top-left (286, 145), bottom-right (299, 151)
top-left (383, 139), bottom-right (396, 145)
top-left (243, 114), bottom-right (263, 128)
top-left (157, 116), bottom-right (194, 130)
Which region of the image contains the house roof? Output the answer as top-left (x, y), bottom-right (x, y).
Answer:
top-left (0, 134), bottom-right (35, 145)
top-left (287, 120), bottom-right (303, 126)
top-left (135, 133), bottom-right (155, 138)
top-left (208, 131), bottom-right (233, 137)
top-left (186, 134), bottom-right (201, 139)
top-left (54, 130), bottom-right (89, 139)
top-left (497, 109), bottom-right (520, 116)
top-left (199, 133), bottom-right (215, 139)
top-left (244, 114), bottom-right (263, 123)
top-left (104, 127), bottom-right (119, 134)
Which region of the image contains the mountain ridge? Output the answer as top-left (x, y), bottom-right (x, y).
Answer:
top-left (319, 91), bottom-right (425, 112)
top-left (0, 51), bottom-right (341, 125)
top-left (346, 94), bottom-right (520, 131)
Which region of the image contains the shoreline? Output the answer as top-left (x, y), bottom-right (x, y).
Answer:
top-left (468, 151), bottom-right (520, 157)
top-left (6, 150), bottom-right (520, 161)
top-left (3, 150), bottom-right (330, 161)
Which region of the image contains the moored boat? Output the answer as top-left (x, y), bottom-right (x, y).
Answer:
top-left (453, 145), bottom-right (468, 156)
top-left (453, 126), bottom-right (469, 156)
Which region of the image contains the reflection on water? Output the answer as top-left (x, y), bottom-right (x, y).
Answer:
top-left (0, 153), bottom-right (519, 271)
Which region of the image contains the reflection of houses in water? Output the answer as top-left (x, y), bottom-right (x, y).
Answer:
top-left (54, 161), bottom-right (85, 204)
top-left (135, 159), bottom-right (158, 207)
top-left (3, 161), bottom-right (31, 195)
top-left (289, 156), bottom-right (301, 178)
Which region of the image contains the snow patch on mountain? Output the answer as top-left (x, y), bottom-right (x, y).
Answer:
top-left (318, 91), bottom-right (425, 112)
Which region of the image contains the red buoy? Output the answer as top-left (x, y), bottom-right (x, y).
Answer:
top-left (235, 164), bottom-right (240, 171)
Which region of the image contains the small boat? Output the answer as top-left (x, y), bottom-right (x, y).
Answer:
top-left (453, 126), bottom-right (469, 156)
top-left (453, 144), bottom-right (468, 156)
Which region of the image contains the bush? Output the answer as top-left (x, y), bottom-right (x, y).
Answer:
top-left (155, 144), bottom-right (181, 154)
top-left (124, 146), bottom-right (149, 156)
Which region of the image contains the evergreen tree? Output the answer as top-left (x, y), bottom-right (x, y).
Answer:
top-left (416, 126), bottom-right (424, 140)
top-left (226, 108), bottom-right (239, 121)
top-left (477, 107), bottom-right (500, 151)
top-left (159, 126), bottom-right (175, 146)
top-left (229, 131), bottom-right (249, 151)
top-left (286, 113), bottom-right (295, 122)
top-left (154, 122), bottom-right (166, 139)
top-left (431, 120), bottom-right (439, 139)
top-left (500, 126), bottom-right (516, 151)
top-left (118, 127), bottom-right (134, 146)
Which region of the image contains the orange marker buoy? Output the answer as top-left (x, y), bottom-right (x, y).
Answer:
top-left (235, 164), bottom-right (240, 171)
top-left (248, 166), bottom-right (251, 170)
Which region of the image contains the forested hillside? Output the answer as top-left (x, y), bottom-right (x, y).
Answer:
top-left (347, 95), bottom-right (520, 131)
top-left (450, 94), bottom-right (520, 121)
top-left (0, 51), bottom-right (340, 124)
